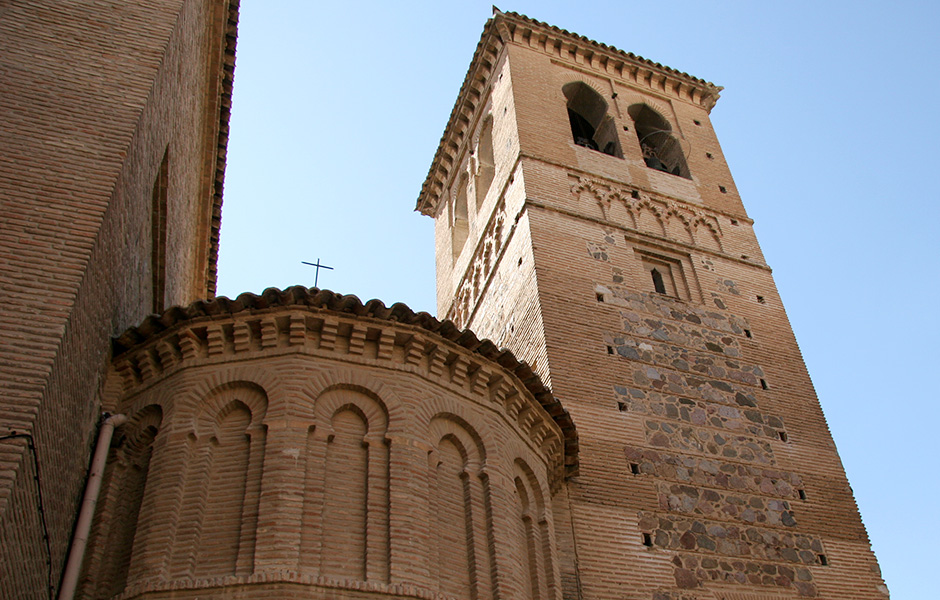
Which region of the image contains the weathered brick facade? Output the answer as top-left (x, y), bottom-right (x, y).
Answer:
top-left (81, 288), bottom-right (576, 599)
top-left (418, 10), bottom-right (888, 600)
top-left (2, 6), bottom-right (886, 600)
top-left (0, 0), bottom-right (235, 596)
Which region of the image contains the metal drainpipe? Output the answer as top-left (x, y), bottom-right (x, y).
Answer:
top-left (57, 413), bottom-right (127, 600)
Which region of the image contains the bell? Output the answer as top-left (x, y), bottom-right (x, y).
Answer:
top-left (644, 156), bottom-right (666, 171)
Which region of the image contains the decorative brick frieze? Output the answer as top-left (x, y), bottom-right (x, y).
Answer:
top-left (448, 194), bottom-right (509, 328)
top-left (571, 176), bottom-right (725, 252)
top-left (117, 322), bottom-right (570, 487)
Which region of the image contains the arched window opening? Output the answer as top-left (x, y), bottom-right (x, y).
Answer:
top-left (563, 82), bottom-right (622, 158)
top-left (427, 416), bottom-right (494, 599)
top-left (151, 147), bottom-right (168, 314)
top-left (432, 437), bottom-right (474, 598)
top-left (641, 256), bottom-right (681, 298)
top-left (650, 268), bottom-right (666, 295)
top-left (628, 104), bottom-right (690, 179)
top-left (513, 477), bottom-right (541, 600)
top-left (303, 389), bottom-right (390, 583)
top-left (511, 459), bottom-right (558, 600)
top-left (194, 402), bottom-right (252, 578)
top-left (452, 174), bottom-right (470, 260)
top-left (475, 116), bottom-right (495, 209)
top-left (321, 408), bottom-right (369, 580)
top-left (86, 407), bottom-right (162, 599)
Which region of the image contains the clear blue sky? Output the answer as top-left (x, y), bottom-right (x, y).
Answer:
top-left (218, 2), bottom-right (939, 597)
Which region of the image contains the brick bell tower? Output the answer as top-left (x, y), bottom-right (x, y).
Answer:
top-left (417, 10), bottom-right (888, 600)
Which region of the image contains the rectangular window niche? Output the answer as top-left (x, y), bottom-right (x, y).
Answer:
top-left (633, 247), bottom-right (694, 302)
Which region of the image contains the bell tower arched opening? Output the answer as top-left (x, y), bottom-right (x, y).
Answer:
top-left (628, 104), bottom-right (690, 179)
top-left (563, 82), bottom-right (622, 158)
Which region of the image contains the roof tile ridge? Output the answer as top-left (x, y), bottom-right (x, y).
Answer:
top-left (499, 10), bottom-right (719, 88)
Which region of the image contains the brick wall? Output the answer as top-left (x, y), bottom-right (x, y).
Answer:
top-left (0, 1), bottom-right (234, 595)
top-left (78, 295), bottom-right (569, 598)
top-left (420, 12), bottom-right (887, 600)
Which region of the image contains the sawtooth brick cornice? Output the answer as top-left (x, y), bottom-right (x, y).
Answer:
top-left (112, 285), bottom-right (579, 480)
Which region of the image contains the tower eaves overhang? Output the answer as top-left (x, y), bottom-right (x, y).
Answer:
top-left (415, 9), bottom-right (723, 217)
top-left (205, 0), bottom-right (240, 297)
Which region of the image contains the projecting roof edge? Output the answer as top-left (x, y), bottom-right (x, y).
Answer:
top-left (415, 9), bottom-right (723, 217)
top-left (415, 12), bottom-right (504, 217)
top-left (205, 0), bottom-right (240, 297)
top-left (500, 10), bottom-right (721, 92)
top-left (112, 285), bottom-right (580, 478)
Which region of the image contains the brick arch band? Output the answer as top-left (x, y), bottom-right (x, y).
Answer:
top-left (95, 296), bottom-right (575, 598)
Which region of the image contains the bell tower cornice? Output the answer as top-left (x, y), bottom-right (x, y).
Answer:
top-left (416, 9), bottom-right (723, 217)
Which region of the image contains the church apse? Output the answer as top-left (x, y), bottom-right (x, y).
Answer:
top-left (81, 288), bottom-right (577, 599)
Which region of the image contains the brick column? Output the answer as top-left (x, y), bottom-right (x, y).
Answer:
top-left (125, 424), bottom-right (193, 585)
top-left (483, 467), bottom-right (525, 599)
top-left (251, 417), bottom-right (306, 572)
top-left (386, 433), bottom-right (433, 588)
top-left (365, 433), bottom-right (390, 583)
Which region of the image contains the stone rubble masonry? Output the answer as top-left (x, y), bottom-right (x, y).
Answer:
top-left (0, 0), bottom-right (236, 596)
top-left (654, 481), bottom-right (798, 528)
top-left (617, 388), bottom-right (786, 442)
top-left (419, 10), bottom-right (888, 600)
top-left (624, 445), bottom-right (804, 499)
